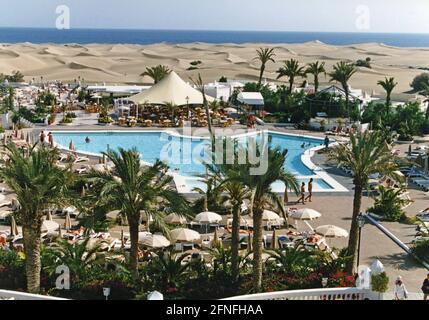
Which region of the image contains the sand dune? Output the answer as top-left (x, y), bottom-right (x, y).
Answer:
top-left (0, 42), bottom-right (427, 98)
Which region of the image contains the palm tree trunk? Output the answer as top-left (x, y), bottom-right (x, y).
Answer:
top-left (23, 222), bottom-right (42, 294)
top-left (314, 75), bottom-right (319, 93)
top-left (231, 204), bottom-right (241, 282)
top-left (346, 183), bottom-right (363, 274)
top-left (258, 65), bottom-right (265, 88)
top-left (252, 207), bottom-right (264, 292)
top-left (128, 214), bottom-right (140, 280)
top-left (344, 85), bottom-right (350, 123)
top-left (426, 104), bottom-right (429, 120)
top-left (289, 78), bottom-right (294, 94)
top-left (386, 93), bottom-right (391, 114)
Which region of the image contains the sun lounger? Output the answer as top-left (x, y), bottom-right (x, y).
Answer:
top-left (75, 166), bottom-right (88, 174)
top-left (59, 153), bottom-right (69, 162)
top-left (74, 156), bottom-right (90, 164)
top-left (0, 201), bottom-right (11, 208)
top-left (412, 179), bottom-right (429, 190)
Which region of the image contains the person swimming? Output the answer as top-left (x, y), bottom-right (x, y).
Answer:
top-left (301, 143), bottom-right (305, 148)
top-left (85, 136), bottom-right (91, 143)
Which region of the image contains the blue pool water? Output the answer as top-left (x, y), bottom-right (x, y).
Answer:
top-left (53, 130), bottom-right (332, 189)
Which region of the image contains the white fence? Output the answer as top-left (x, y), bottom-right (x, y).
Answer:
top-left (222, 287), bottom-right (372, 300)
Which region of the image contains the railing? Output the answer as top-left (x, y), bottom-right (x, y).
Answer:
top-left (222, 287), bottom-right (371, 300)
top-left (0, 289), bottom-right (67, 300)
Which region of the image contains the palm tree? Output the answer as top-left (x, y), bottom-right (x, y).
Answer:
top-left (45, 238), bottom-right (105, 282)
top-left (377, 77), bottom-right (397, 113)
top-left (87, 148), bottom-right (189, 279)
top-left (0, 144), bottom-right (72, 293)
top-left (306, 61), bottom-right (326, 93)
top-left (204, 147), bottom-right (251, 281)
top-left (144, 250), bottom-right (190, 290)
top-left (328, 130), bottom-right (398, 273)
top-left (329, 61), bottom-right (357, 120)
top-left (276, 59), bottom-right (306, 93)
top-left (234, 144), bottom-right (299, 291)
top-left (141, 65), bottom-right (171, 84)
top-left (266, 243), bottom-right (317, 276)
top-left (254, 48), bottom-right (276, 87)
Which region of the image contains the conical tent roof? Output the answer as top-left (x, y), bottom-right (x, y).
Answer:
top-left (129, 71), bottom-right (215, 106)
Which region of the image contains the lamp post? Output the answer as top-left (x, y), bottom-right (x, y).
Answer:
top-left (356, 213), bottom-right (366, 270)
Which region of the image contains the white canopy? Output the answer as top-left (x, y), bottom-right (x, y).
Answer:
top-left (194, 211), bottom-right (222, 224)
top-left (290, 208), bottom-right (322, 220)
top-left (129, 71), bottom-right (214, 106)
top-left (141, 234), bottom-right (171, 248)
top-left (262, 210), bottom-right (281, 221)
top-left (237, 92), bottom-right (264, 106)
top-left (165, 213), bottom-right (187, 225)
top-left (171, 228), bottom-right (201, 242)
top-left (315, 225), bottom-right (349, 238)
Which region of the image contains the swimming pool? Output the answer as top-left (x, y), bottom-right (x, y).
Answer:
top-left (52, 130), bottom-right (347, 193)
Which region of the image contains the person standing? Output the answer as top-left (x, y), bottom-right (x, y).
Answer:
top-left (48, 132), bottom-right (54, 147)
top-left (324, 135), bottom-right (330, 149)
top-left (422, 274), bottom-right (429, 300)
top-left (394, 276), bottom-right (408, 300)
top-left (305, 178), bottom-right (313, 202)
top-left (297, 182), bottom-right (306, 204)
top-left (40, 130), bottom-right (46, 143)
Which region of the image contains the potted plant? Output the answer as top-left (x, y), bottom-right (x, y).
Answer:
top-left (59, 113), bottom-right (73, 126)
top-left (371, 272), bottom-right (389, 300)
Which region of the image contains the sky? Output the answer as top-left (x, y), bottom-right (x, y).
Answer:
top-left (0, 0), bottom-right (428, 33)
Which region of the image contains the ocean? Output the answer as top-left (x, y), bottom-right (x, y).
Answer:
top-left (0, 28), bottom-right (429, 47)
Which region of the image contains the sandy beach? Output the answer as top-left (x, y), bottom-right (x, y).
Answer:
top-left (1, 41), bottom-right (428, 99)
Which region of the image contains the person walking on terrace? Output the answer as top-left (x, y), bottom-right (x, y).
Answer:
top-left (422, 274), bottom-right (429, 300)
top-left (297, 182), bottom-right (306, 204)
top-left (305, 178), bottom-right (313, 202)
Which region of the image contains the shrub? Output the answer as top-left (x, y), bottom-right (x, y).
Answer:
top-left (421, 119), bottom-right (429, 135)
top-left (218, 76), bottom-right (227, 82)
top-left (369, 186), bottom-right (411, 222)
top-left (411, 73), bottom-right (429, 92)
top-left (0, 250), bottom-right (26, 290)
top-left (355, 57), bottom-right (371, 68)
top-left (98, 116), bottom-right (113, 124)
top-left (411, 238), bottom-right (429, 263)
top-left (371, 272), bottom-right (389, 293)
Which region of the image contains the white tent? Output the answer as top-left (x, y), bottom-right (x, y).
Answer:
top-left (128, 71), bottom-right (215, 106)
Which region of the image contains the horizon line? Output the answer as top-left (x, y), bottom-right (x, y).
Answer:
top-left (0, 26), bottom-right (428, 35)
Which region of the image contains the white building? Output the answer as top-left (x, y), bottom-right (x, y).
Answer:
top-left (237, 92), bottom-right (264, 107)
top-left (204, 82), bottom-right (232, 101)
